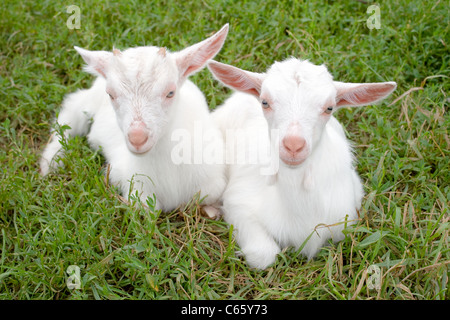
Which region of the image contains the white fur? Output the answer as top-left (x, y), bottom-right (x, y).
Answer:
top-left (40, 25), bottom-right (229, 212)
top-left (208, 58), bottom-right (396, 269)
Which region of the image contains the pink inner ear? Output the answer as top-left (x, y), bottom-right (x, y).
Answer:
top-left (181, 40), bottom-right (221, 77)
top-left (336, 83), bottom-right (396, 107)
top-left (177, 25), bottom-right (228, 78)
top-left (208, 62), bottom-right (263, 97)
top-left (181, 54), bottom-right (204, 78)
top-left (75, 47), bottom-right (111, 79)
top-left (94, 64), bottom-right (107, 78)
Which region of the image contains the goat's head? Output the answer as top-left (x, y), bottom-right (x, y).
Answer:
top-left (208, 58), bottom-right (396, 167)
top-left (74, 24), bottom-right (229, 154)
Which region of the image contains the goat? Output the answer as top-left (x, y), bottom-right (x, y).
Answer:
top-left (40, 25), bottom-right (229, 213)
top-left (208, 57), bottom-right (396, 269)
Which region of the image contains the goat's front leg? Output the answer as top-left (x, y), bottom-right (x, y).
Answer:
top-left (225, 212), bottom-right (281, 270)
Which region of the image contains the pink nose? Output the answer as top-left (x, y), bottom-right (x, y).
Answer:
top-left (282, 136), bottom-right (306, 155)
top-left (128, 124), bottom-right (149, 149)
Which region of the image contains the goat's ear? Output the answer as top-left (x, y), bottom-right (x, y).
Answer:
top-left (334, 81), bottom-right (397, 107)
top-left (74, 46), bottom-right (112, 78)
top-left (207, 60), bottom-right (265, 97)
top-left (174, 24), bottom-right (229, 79)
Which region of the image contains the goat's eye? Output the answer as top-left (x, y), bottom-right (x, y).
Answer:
top-left (324, 106), bottom-right (333, 114)
top-left (261, 100), bottom-right (270, 109)
top-left (107, 92), bottom-right (115, 101)
top-left (166, 91), bottom-right (175, 98)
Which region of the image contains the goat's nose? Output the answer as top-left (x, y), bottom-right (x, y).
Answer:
top-left (282, 136), bottom-right (306, 155)
top-left (128, 124), bottom-right (149, 148)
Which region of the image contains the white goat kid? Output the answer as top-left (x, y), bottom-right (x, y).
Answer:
top-left (208, 58), bottom-right (396, 269)
top-left (40, 25), bottom-right (229, 213)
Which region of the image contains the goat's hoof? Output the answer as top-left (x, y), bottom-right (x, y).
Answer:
top-left (201, 205), bottom-right (222, 220)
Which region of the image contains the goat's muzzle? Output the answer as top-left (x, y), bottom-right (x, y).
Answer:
top-left (280, 135), bottom-right (308, 166)
top-left (127, 122), bottom-right (152, 154)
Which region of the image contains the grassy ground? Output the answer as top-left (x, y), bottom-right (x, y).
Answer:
top-left (0, 0), bottom-right (448, 300)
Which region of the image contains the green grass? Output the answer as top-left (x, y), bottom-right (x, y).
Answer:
top-left (0, 0), bottom-right (448, 300)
